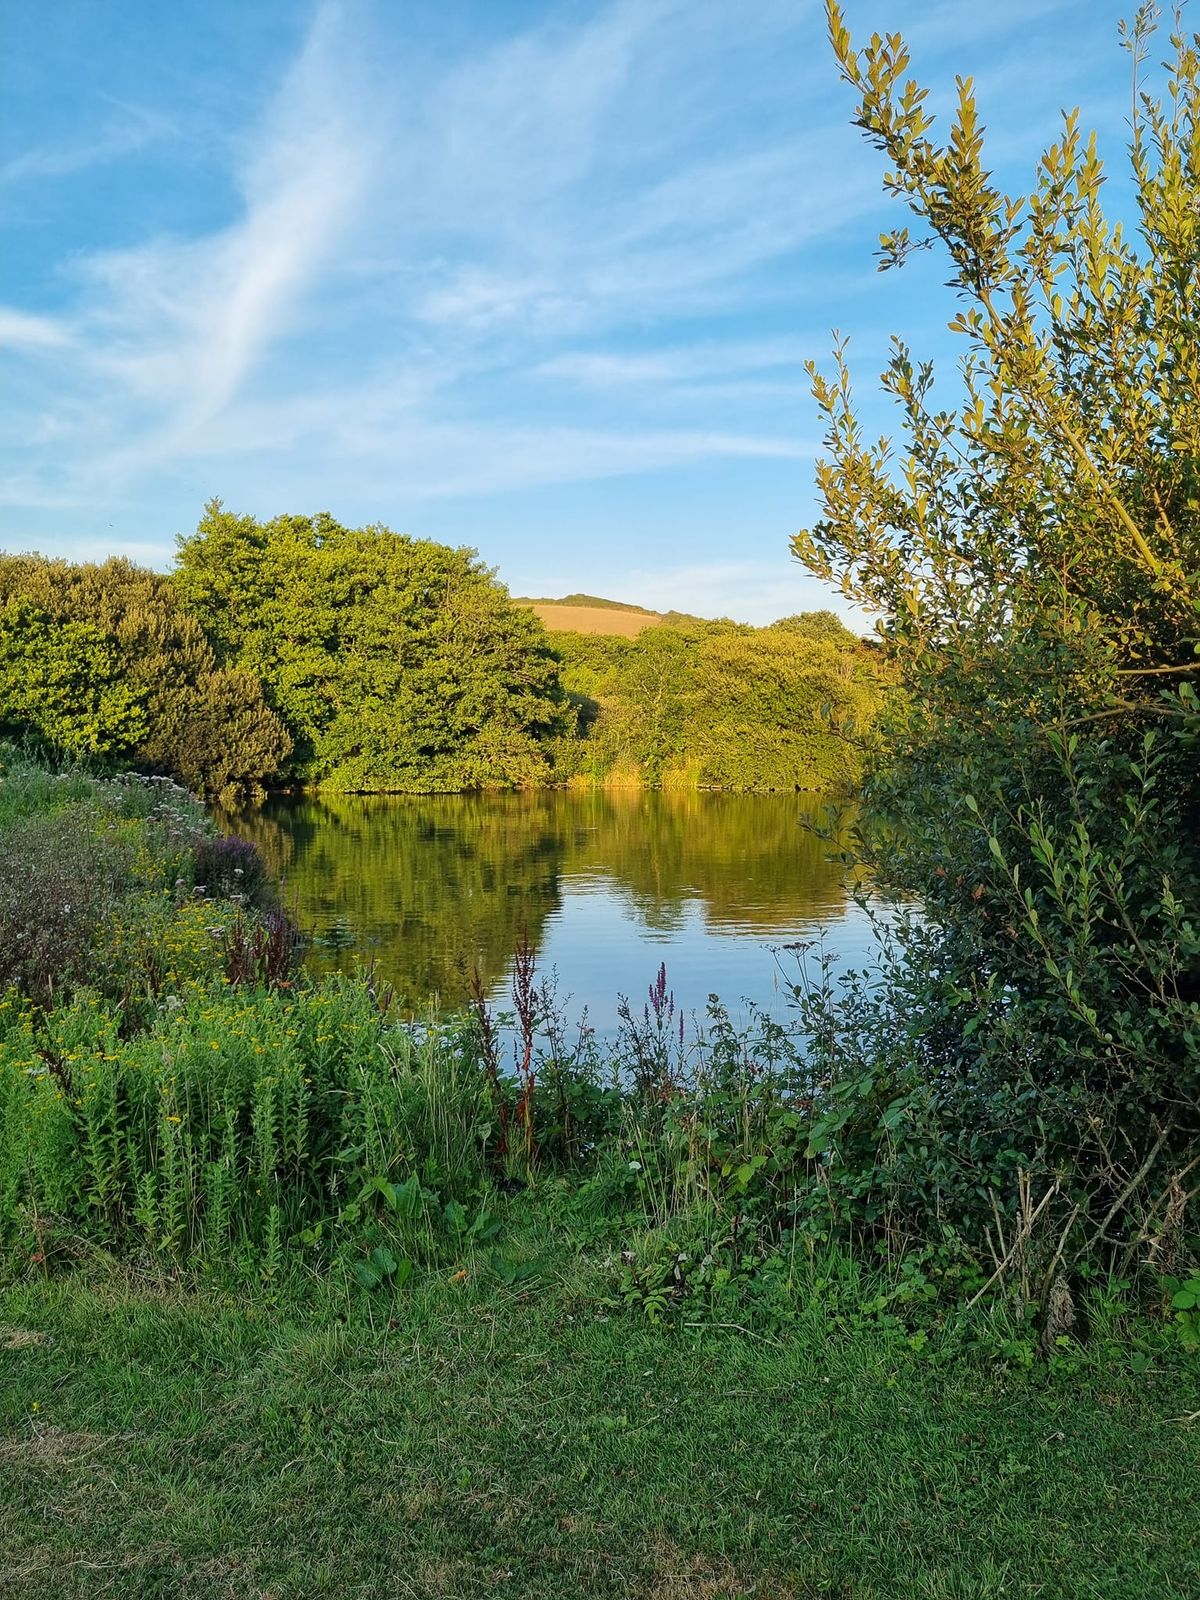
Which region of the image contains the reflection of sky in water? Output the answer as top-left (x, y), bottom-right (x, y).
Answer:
top-left (506, 873), bottom-right (878, 1038)
top-left (225, 790), bottom-right (882, 1036)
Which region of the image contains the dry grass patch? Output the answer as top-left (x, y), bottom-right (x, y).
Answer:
top-left (2, 1327), bottom-right (53, 1349)
top-left (645, 1539), bottom-right (795, 1600)
top-left (0, 1425), bottom-right (117, 1465)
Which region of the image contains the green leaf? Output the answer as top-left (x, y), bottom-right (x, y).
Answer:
top-left (370, 1245), bottom-right (399, 1278)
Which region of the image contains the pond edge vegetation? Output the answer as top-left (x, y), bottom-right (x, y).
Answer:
top-left (0, 746), bottom-right (1196, 1379)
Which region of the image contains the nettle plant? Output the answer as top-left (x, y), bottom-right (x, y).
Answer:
top-left (792, 6), bottom-right (1199, 1287)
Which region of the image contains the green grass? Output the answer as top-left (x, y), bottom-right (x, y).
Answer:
top-left (3, 1253), bottom-right (1199, 1600)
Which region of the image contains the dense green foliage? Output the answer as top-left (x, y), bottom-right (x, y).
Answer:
top-left (4, 752), bottom-right (1197, 1370)
top-left (551, 611), bottom-right (886, 789)
top-left (0, 555), bottom-right (290, 796)
top-left (0, 750), bottom-right (281, 1009)
top-left (787, 6), bottom-right (1200, 1300)
top-left (173, 502), bottom-right (565, 792)
top-left (0, 523), bottom-right (882, 798)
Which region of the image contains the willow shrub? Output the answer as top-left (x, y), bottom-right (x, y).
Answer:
top-left (790, 7), bottom-right (1200, 1292)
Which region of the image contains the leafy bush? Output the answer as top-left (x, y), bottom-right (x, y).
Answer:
top-left (0, 753), bottom-right (282, 1007)
top-left (190, 831), bottom-right (275, 908)
top-left (787, 7), bottom-right (1200, 1295)
top-left (0, 807), bottom-right (139, 1003)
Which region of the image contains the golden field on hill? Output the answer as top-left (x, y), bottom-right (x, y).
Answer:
top-left (524, 601), bottom-right (662, 636)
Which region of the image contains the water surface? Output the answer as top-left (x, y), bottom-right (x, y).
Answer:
top-left (225, 790), bottom-right (875, 1031)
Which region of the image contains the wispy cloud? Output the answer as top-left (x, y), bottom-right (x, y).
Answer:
top-left (91, 11), bottom-right (365, 443)
top-left (0, 0), bottom-right (1135, 611)
top-left (536, 340), bottom-right (814, 389)
top-left (0, 100), bottom-right (175, 186)
top-left (0, 308), bottom-right (72, 349)
top-left (1, 0), bottom-right (842, 521)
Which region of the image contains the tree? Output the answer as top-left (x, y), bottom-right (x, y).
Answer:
top-left (173, 504), bottom-right (565, 792)
top-left (550, 615), bottom-right (885, 789)
top-left (0, 597), bottom-right (147, 756)
top-left (0, 556), bottom-right (290, 795)
top-left (791, 5), bottom-right (1199, 1273)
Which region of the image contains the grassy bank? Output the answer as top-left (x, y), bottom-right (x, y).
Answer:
top-left (5, 1258), bottom-right (1200, 1600)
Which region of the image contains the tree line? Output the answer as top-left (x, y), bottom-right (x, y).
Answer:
top-left (0, 501), bottom-right (885, 797)
top-left (551, 609), bottom-right (881, 790)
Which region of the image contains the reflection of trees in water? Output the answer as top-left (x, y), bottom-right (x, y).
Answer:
top-left (563, 788), bottom-right (853, 933)
top-left (221, 789), bottom-right (854, 1005)
top-left (222, 793), bottom-right (565, 1004)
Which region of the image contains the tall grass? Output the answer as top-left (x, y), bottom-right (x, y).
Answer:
top-left (0, 981), bottom-right (489, 1273)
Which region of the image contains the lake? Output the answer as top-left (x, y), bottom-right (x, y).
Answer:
top-left (223, 789), bottom-right (877, 1034)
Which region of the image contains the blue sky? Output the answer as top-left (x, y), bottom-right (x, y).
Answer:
top-left (1, 0), bottom-right (1136, 621)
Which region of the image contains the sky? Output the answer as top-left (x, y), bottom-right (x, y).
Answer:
top-left (0, 0), bottom-right (1138, 622)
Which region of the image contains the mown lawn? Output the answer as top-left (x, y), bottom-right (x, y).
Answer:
top-left (2, 1264), bottom-right (1199, 1600)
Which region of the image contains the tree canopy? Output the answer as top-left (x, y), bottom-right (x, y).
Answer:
top-left (550, 612), bottom-right (884, 790)
top-left (0, 555), bottom-right (290, 796)
top-left (173, 503), bottom-right (566, 792)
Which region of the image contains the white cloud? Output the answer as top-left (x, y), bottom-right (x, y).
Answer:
top-left (607, 558), bottom-right (866, 627)
top-left (0, 0), bottom-right (847, 522)
top-left (0, 309), bottom-right (72, 349)
top-left (2, 0), bottom-right (1114, 566)
top-left (536, 340), bottom-right (813, 388)
top-left (12, 0), bottom-right (369, 493)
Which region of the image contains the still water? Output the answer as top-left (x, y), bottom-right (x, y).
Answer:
top-left (225, 790), bottom-right (876, 1033)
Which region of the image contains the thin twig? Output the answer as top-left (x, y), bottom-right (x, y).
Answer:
top-left (1077, 1122), bottom-right (1173, 1262)
top-left (966, 1181), bottom-right (1060, 1310)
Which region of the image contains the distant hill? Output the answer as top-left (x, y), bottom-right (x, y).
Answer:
top-left (514, 593), bottom-right (664, 637)
top-left (516, 593), bottom-right (650, 612)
